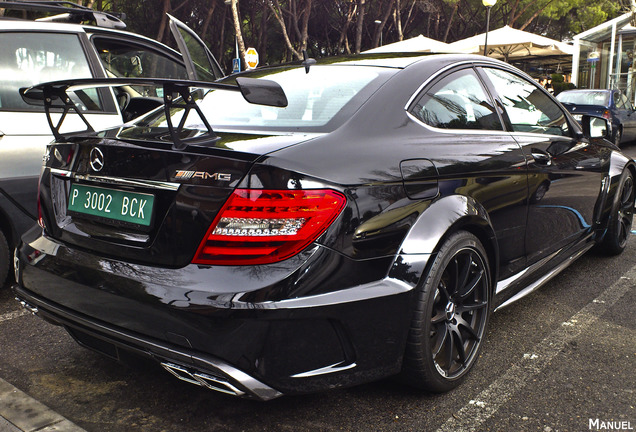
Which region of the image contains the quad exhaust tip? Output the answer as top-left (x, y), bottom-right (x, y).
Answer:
top-left (16, 297), bottom-right (39, 315)
top-left (14, 293), bottom-right (280, 400)
top-left (160, 362), bottom-right (246, 397)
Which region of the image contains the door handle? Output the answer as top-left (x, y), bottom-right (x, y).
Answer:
top-left (531, 148), bottom-right (552, 166)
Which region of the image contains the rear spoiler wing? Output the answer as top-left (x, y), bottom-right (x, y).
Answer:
top-left (20, 77), bottom-right (288, 150)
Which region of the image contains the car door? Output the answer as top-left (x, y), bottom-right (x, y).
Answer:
top-left (407, 66), bottom-right (530, 279)
top-left (0, 29), bottom-right (123, 223)
top-left (478, 66), bottom-right (603, 265)
top-left (168, 14), bottom-right (225, 81)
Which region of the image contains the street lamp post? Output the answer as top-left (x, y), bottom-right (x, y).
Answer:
top-left (374, 20), bottom-right (382, 46)
top-left (483, 0), bottom-right (497, 56)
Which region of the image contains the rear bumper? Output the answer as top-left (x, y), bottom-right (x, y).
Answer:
top-left (14, 229), bottom-right (428, 397)
top-left (14, 285), bottom-right (281, 400)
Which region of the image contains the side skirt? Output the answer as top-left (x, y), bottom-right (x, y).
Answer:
top-left (493, 240), bottom-right (595, 311)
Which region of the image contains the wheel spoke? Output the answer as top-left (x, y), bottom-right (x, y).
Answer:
top-left (620, 219), bottom-right (629, 240)
top-left (453, 328), bottom-right (467, 365)
top-left (457, 269), bottom-right (484, 302)
top-left (433, 324), bottom-right (449, 357)
top-left (455, 254), bottom-right (471, 298)
top-left (445, 329), bottom-right (455, 373)
top-left (621, 177), bottom-right (633, 207)
top-left (458, 300), bottom-right (488, 313)
top-left (431, 311), bottom-right (446, 325)
top-left (457, 316), bottom-right (481, 341)
top-left (448, 257), bottom-right (460, 297)
top-left (437, 281), bottom-right (451, 302)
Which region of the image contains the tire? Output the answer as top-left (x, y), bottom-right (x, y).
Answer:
top-left (400, 231), bottom-right (491, 393)
top-left (613, 128), bottom-right (622, 147)
top-left (599, 170), bottom-right (634, 256)
top-left (0, 230), bottom-right (9, 288)
top-left (530, 181), bottom-right (550, 203)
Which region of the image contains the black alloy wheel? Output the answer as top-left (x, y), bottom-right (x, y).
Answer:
top-left (599, 170), bottom-right (634, 255)
top-left (401, 231), bottom-right (491, 393)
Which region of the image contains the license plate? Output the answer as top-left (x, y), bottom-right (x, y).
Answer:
top-left (68, 183), bottom-right (155, 226)
top-left (573, 114), bottom-right (582, 121)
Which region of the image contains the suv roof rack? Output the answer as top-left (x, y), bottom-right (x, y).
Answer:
top-left (0, 1), bottom-right (126, 29)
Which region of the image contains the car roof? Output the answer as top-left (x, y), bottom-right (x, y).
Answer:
top-left (0, 17), bottom-right (86, 32)
top-left (0, 16), bottom-right (182, 56)
top-left (560, 89), bottom-right (612, 94)
top-left (258, 53), bottom-right (506, 72)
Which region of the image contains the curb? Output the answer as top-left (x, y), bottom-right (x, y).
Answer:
top-left (0, 377), bottom-right (86, 432)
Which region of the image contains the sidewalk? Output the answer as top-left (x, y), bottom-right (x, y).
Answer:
top-left (0, 378), bottom-right (86, 432)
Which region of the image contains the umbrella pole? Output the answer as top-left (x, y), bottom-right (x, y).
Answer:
top-left (484, 5), bottom-right (492, 56)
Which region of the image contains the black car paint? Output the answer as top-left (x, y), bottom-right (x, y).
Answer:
top-left (13, 54), bottom-right (635, 399)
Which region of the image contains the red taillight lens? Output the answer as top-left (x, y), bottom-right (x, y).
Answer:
top-left (193, 189), bottom-right (347, 265)
top-left (603, 110), bottom-right (611, 120)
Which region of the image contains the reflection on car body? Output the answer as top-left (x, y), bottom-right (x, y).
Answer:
top-left (557, 89), bottom-right (636, 147)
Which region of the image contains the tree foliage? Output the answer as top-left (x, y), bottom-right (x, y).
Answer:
top-left (63, 0), bottom-right (630, 72)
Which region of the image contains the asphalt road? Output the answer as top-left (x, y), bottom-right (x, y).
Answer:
top-left (0, 147), bottom-right (635, 432)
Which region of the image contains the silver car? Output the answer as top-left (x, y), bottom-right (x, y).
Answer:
top-left (0, 2), bottom-right (223, 285)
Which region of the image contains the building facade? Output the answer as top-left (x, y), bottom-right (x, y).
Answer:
top-left (572, 12), bottom-right (636, 102)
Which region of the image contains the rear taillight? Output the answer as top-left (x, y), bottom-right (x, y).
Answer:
top-left (193, 189), bottom-right (347, 265)
top-left (603, 110), bottom-right (611, 120)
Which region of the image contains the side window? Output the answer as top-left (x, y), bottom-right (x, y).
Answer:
top-left (483, 68), bottom-right (570, 137)
top-left (0, 32), bottom-right (100, 111)
top-left (171, 24), bottom-right (222, 81)
top-left (410, 68), bottom-right (502, 131)
top-left (92, 37), bottom-right (189, 97)
top-left (619, 93), bottom-right (631, 110)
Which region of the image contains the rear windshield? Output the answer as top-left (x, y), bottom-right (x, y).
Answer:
top-left (556, 91), bottom-right (609, 106)
top-left (138, 65), bottom-right (394, 132)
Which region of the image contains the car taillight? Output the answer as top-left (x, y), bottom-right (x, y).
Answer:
top-left (193, 189), bottom-right (347, 265)
top-left (603, 110), bottom-right (611, 120)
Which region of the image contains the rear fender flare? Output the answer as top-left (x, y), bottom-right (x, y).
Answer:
top-left (388, 195), bottom-right (498, 291)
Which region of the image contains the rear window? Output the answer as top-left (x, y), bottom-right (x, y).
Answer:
top-left (0, 32), bottom-right (100, 111)
top-left (556, 91), bottom-right (609, 106)
top-left (139, 65), bottom-right (393, 132)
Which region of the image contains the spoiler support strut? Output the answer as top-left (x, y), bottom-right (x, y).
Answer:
top-left (21, 77), bottom-right (288, 148)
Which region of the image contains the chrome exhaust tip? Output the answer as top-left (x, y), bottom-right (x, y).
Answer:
top-left (15, 296), bottom-right (38, 315)
top-left (13, 248), bottom-right (20, 283)
top-left (160, 362), bottom-right (245, 397)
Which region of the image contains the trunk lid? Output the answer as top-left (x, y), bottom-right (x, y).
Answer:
top-left (40, 127), bottom-right (315, 267)
top-left (561, 103), bottom-right (606, 118)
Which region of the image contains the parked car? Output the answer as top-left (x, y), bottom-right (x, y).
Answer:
top-left (0, 1), bottom-right (224, 285)
top-left (556, 88), bottom-right (636, 146)
top-left (13, 53), bottom-right (634, 400)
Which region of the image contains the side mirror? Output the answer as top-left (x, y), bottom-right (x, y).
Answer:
top-left (580, 115), bottom-right (610, 140)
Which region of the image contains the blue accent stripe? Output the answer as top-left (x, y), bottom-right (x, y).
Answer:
top-left (536, 205), bottom-right (591, 229)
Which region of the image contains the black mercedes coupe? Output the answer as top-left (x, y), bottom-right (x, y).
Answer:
top-left (12, 53), bottom-right (634, 400)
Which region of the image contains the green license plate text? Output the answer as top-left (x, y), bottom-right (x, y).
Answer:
top-left (68, 184), bottom-right (155, 226)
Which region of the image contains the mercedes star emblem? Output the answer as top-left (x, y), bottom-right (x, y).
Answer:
top-left (89, 147), bottom-right (104, 172)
